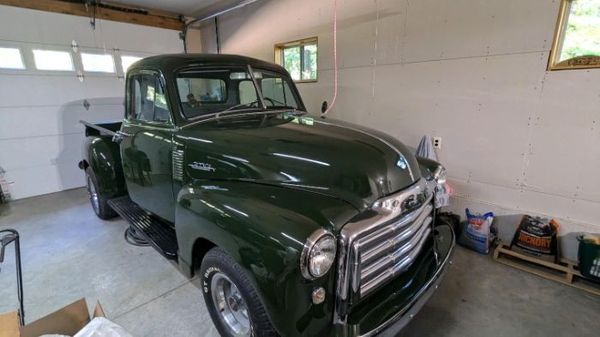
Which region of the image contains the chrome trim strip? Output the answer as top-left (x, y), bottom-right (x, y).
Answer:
top-left (360, 213), bottom-right (432, 266)
top-left (360, 226), bottom-right (432, 295)
top-left (172, 149), bottom-right (184, 181)
top-left (358, 203), bottom-right (433, 259)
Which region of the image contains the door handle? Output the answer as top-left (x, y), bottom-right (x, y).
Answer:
top-left (112, 131), bottom-right (131, 143)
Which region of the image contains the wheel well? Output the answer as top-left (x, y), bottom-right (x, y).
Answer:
top-left (192, 238), bottom-right (217, 275)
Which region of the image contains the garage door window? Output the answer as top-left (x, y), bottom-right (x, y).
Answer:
top-left (32, 49), bottom-right (74, 71)
top-left (81, 53), bottom-right (115, 73)
top-left (549, 0), bottom-right (600, 70)
top-left (0, 47), bottom-right (25, 69)
top-left (121, 55), bottom-right (143, 73)
top-left (275, 37), bottom-right (317, 82)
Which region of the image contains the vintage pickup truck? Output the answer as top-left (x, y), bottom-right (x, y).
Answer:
top-left (79, 54), bottom-right (454, 337)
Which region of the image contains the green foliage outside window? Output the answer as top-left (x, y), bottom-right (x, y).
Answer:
top-left (560, 0), bottom-right (600, 61)
top-left (280, 40), bottom-right (317, 81)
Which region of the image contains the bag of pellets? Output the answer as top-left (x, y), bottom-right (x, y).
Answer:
top-left (458, 208), bottom-right (495, 254)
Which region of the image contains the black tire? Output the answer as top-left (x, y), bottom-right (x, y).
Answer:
top-left (85, 168), bottom-right (117, 220)
top-left (200, 247), bottom-right (279, 337)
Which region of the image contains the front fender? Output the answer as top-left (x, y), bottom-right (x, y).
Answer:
top-left (175, 181), bottom-right (358, 337)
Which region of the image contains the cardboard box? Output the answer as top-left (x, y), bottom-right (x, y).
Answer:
top-left (0, 298), bottom-right (104, 337)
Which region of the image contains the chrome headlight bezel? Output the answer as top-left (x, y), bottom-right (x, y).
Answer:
top-left (300, 229), bottom-right (337, 280)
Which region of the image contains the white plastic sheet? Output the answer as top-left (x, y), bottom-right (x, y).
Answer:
top-left (73, 317), bottom-right (133, 337)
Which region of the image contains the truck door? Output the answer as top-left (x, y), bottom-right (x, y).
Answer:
top-left (118, 70), bottom-right (176, 222)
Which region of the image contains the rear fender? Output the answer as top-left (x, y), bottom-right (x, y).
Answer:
top-left (81, 135), bottom-right (126, 198)
top-left (175, 181), bottom-right (358, 337)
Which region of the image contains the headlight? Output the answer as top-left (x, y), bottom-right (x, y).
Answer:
top-left (301, 229), bottom-right (337, 279)
top-left (433, 165), bottom-right (447, 185)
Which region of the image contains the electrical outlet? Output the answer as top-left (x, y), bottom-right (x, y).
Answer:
top-left (433, 137), bottom-right (442, 149)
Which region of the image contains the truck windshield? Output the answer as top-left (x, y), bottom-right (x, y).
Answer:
top-left (175, 67), bottom-right (302, 119)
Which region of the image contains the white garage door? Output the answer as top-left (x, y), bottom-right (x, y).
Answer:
top-left (0, 5), bottom-right (182, 200)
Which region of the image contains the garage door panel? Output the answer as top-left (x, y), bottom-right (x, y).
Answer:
top-left (82, 77), bottom-right (126, 99)
top-left (0, 75), bottom-right (86, 108)
top-left (4, 162), bottom-right (84, 200)
top-left (0, 5), bottom-right (42, 42)
top-left (0, 133), bottom-right (83, 171)
top-left (0, 106), bottom-right (62, 140)
top-left (0, 103), bottom-right (122, 140)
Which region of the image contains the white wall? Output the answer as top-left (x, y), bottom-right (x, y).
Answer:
top-left (0, 5), bottom-right (183, 200)
top-left (201, 0), bottom-right (600, 234)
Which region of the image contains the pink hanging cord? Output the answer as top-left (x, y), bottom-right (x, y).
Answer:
top-left (322, 0), bottom-right (338, 116)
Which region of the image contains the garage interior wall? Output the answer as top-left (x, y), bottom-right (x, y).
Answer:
top-left (200, 0), bottom-right (600, 234)
top-left (0, 5), bottom-right (183, 200)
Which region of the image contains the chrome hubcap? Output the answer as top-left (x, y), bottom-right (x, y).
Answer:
top-left (211, 272), bottom-right (250, 336)
top-left (86, 175), bottom-right (100, 214)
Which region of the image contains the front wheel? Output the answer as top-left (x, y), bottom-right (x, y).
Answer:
top-left (200, 248), bottom-right (279, 337)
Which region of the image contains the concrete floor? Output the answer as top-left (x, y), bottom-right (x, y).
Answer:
top-left (0, 188), bottom-right (599, 337)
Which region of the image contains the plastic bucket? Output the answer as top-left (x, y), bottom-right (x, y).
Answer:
top-left (577, 235), bottom-right (600, 282)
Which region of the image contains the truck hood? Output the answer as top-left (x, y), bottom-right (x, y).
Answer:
top-left (177, 115), bottom-right (420, 210)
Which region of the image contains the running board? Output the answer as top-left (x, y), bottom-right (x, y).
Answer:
top-left (108, 196), bottom-right (178, 260)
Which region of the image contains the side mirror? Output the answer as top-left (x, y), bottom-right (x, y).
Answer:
top-left (321, 101), bottom-right (328, 114)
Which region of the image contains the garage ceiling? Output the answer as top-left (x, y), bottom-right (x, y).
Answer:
top-left (114, 0), bottom-right (247, 18)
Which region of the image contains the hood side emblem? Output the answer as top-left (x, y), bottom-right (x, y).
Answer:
top-left (189, 162), bottom-right (216, 172)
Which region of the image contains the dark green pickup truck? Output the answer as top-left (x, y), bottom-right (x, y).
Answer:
top-left (79, 54), bottom-right (454, 337)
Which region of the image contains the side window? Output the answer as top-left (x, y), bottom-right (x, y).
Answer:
top-left (129, 73), bottom-right (170, 123)
top-left (238, 80), bottom-right (257, 104)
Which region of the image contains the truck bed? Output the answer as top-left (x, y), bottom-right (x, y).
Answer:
top-left (81, 120), bottom-right (122, 137)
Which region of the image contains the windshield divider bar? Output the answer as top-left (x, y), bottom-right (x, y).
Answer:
top-left (248, 64), bottom-right (267, 110)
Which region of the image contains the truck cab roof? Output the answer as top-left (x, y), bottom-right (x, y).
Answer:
top-left (129, 53), bottom-right (288, 74)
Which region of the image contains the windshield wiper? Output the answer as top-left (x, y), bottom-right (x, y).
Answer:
top-left (219, 100), bottom-right (261, 114)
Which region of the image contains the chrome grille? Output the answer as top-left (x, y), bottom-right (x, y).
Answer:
top-left (336, 179), bottom-right (435, 309)
top-left (354, 202), bottom-right (433, 296)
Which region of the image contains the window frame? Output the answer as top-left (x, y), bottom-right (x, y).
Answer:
top-left (548, 0), bottom-right (600, 71)
top-left (274, 37), bottom-right (318, 83)
top-left (126, 69), bottom-right (174, 126)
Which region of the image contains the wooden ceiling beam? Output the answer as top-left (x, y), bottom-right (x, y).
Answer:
top-left (0, 0), bottom-right (185, 31)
